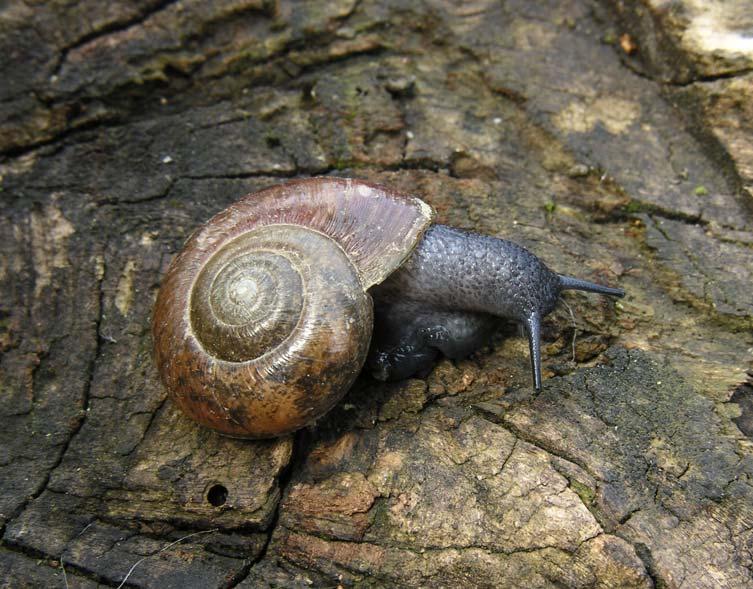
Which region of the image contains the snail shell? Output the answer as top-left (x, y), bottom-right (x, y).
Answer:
top-left (152, 178), bottom-right (434, 438)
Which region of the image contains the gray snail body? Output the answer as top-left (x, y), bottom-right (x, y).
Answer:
top-left (369, 224), bottom-right (624, 389)
top-left (153, 177), bottom-right (623, 438)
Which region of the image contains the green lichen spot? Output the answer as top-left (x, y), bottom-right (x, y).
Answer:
top-left (624, 201), bottom-right (642, 214)
top-left (570, 479), bottom-right (596, 506)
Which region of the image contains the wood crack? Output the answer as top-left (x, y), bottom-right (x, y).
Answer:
top-left (50, 0), bottom-right (184, 79)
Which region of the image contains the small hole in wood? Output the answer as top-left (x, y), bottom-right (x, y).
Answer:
top-left (207, 484), bottom-right (228, 507)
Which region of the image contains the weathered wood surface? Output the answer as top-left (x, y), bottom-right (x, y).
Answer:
top-left (1, 0), bottom-right (752, 587)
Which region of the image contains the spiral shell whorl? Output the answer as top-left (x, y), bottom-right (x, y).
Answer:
top-left (189, 228), bottom-right (306, 362)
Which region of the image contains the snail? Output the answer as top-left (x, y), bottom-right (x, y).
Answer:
top-left (152, 177), bottom-right (624, 438)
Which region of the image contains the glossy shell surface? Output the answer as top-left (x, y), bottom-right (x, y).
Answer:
top-left (152, 177), bottom-right (434, 437)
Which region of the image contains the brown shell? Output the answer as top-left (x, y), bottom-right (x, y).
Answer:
top-left (152, 177), bottom-right (434, 438)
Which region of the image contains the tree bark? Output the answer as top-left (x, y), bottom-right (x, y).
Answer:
top-left (1, 0), bottom-right (752, 587)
